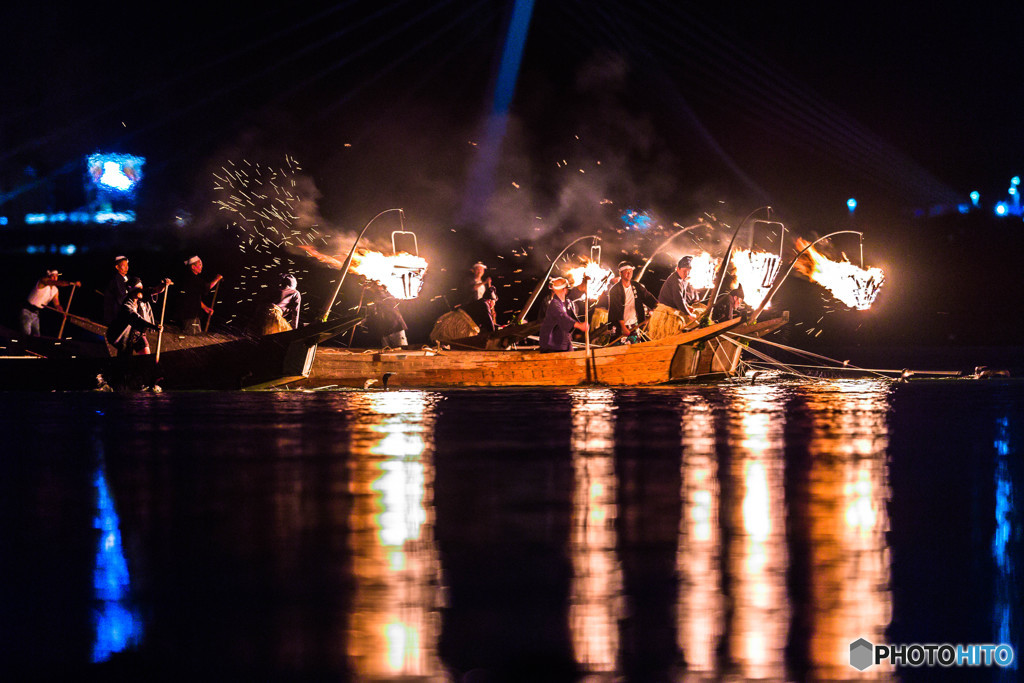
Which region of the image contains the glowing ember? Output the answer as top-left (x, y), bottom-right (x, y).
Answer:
top-left (731, 249), bottom-right (782, 309)
top-left (794, 238), bottom-right (885, 310)
top-left (565, 259), bottom-right (615, 300)
top-left (298, 245), bottom-right (428, 300)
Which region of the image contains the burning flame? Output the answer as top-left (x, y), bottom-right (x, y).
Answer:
top-left (565, 260), bottom-right (615, 300)
top-left (299, 245), bottom-right (429, 300)
top-left (686, 252), bottom-right (719, 290)
top-left (731, 249), bottom-right (782, 310)
top-left (794, 238), bottom-right (884, 310)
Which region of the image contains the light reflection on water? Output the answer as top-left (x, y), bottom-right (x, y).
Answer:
top-left (346, 391), bottom-right (445, 679)
top-left (569, 388), bottom-right (621, 672)
top-left (3, 379), bottom-right (1019, 680)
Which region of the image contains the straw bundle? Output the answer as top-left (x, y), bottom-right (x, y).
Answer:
top-left (257, 304), bottom-right (292, 336)
top-left (591, 307), bottom-right (608, 328)
top-left (647, 303), bottom-right (694, 340)
top-left (429, 309), bottom-right (480, 343)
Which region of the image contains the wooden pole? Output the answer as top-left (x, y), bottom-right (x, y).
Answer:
top-left (348, 286), bottom-right (367, 346)
top-left (155, 286), bottom-right (169, 363)
top-left (583, 276), bottom-right (592, 382)
top-left (57, 284), bottom-right (76, 339)
top-left (203, 282), bottom-right (220, 333)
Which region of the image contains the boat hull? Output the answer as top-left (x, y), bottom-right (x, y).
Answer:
top-left (291, 318), bottom-right (743, 389)
top-left (692, 313), bottom-right (790, 379)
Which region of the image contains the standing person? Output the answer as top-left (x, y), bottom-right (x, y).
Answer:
top-left (20, 269), bottom-right (81, 337)
top-left (179, 255), bottom-right (223, 334)
top-left (274, 273), bottom-right (302, 329)
top-left (606, 261), bottom-right (659, 340)
top-left (103, 255), bottom-right (131, 324)
top-left (657, 255), bottom-right (704, 316)
top-left (539, 277), bottom-right (588, 352)
top-left (465, 262), bottom-right (489, 303)
top-left (366, 282), bottom-right (408, 348)
top-left (106, 279), bottom-right (162, 356)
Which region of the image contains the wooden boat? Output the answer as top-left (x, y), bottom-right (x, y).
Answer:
top-left (0, 318), bottom-right (360, 391)
top-left (288, 317), bottom-right (745, 389)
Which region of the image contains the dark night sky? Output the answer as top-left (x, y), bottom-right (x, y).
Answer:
top-left (2, 0), bottom-right (1022, 236)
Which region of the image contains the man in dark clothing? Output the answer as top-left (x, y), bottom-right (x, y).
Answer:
top-left (456, 280), bottom-right (498, 333)
top-left (103, 255), bottom-right (131, 325)
top-left (366, 282), bottom-right (408, 347)
top-left (657, 255), bottom-right (704, 316)
top-left (106, 279), bottom-right (162, 357)
top-left (539, 277), bottom-right (588, 352)
top-left (179, 255), bottom-right (223, 334)
top-left (712, 286), bottom-right (747, 322)
top-left (606, 261), bottom-right (658, 338)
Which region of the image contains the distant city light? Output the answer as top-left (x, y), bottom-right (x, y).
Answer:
top-left (60, 244), bottom-right (77, 255)
top-left (0, 216), bottom-right (8, 225)
top-left (1009, 187), bottom-right (1018, 196)
top-left (995, 202), bottom-right (1009, 216)
top-left (1012, 176), bottom-right (1020, 186)
top-left (22, 210), bottom-right (135, 225)
top-left (847, 198), bottom-right (857, 212)
top-left (970, 191), bottom-right (981, 206)
top-left (958, 204), bottom-right (971, 214)
top-left (86, 152), bottom-right (145, 196)
top-left (621, 210), bottom-right (652, 231)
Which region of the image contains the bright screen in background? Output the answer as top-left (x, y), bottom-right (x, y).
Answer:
top-left (86, 153), bottom-right (145, 195)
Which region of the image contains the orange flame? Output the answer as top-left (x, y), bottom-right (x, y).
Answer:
top-left (731, 249), bottom-right (782, 310)
top-left (794, 238), bottom-right (884, 310)
top-left (565, 260), bottom-right (615, 300)
top-left (298, 245), bottom-right (429, 300)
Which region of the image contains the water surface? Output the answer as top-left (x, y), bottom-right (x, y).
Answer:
top-left (1, 379), bottom-right (1020, 682)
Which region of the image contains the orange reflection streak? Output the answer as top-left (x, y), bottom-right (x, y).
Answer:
top-left (803, 380), bottom-right (893, 680)
top-left (569, 389), bottom-right (622, 674)
top-left (346, 391), bottom-right (445, 678)
top-left (677, 395), bottom-right (722, 673)
top-left (725, 385), bottom-right (789, 680)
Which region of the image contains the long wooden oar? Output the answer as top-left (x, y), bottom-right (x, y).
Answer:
top-left (155, 286), bottom-right (169, 363)
top-left (57, 284), bottom-right (77, 339)
top-left (203, 281), bottom-right (220, 333)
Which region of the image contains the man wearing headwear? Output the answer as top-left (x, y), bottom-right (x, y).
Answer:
top-left (106, 278), bottom-right (162, 356)
top-left (465, 262), bottom-right (490, 303)
top-left (657, 255), bottom-right (703, 316)
top-left (273, 273), bottom-right (302, 329)
top-left (606, 261), bottom-right (659, 340)
top-left (20, 269), bottom-right (81, 337)
top-left (365, 281), bottom-right (408, 348)
top-left (178, 255), bottom-right (223, 334)
top-left (103, 255), bottom-right (131, 324)
top-left (539, 277), bottom-right (589, 352)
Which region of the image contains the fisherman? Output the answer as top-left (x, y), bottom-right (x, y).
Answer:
top-left (103, 255), bottom-right (131, 324)
top-left (20, 269), bottom-right (81, 337)
top-left (465, 262), bottom-right (489, 303)
top-left (657, 255), bottom-right (704, 316)
top-left (106, 278), bottom-right (162, 356)
top-left (711, 285), bottom-right (746, 321)
top-left (274, 273), bottom-right (302, 329)
top-left (606, 260), bottom-right (659, 341)
top-left (366, 281), bottom-right (408, 348)
top-left (456, 277), bottom-right (498, 332)
top-left (539, 277), bottom-right (589, 352)
top-left (179, 255), bottom-right (223, 334)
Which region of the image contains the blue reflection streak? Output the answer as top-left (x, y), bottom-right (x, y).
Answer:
top-left (92, 465), bottom-right (142, 663)
top-left (993, 416), bottom-right (1016, 670)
